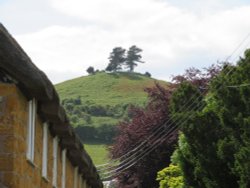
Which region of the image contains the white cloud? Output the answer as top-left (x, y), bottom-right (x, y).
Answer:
top-left (51, 0), bottom-right (167, 26)
top-left (13, 0), bottom-right (250, 83)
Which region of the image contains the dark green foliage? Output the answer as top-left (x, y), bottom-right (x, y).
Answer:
top-left (106, 47), bottom-right (126, 72)
top-left (75, 124), bottom-right (116, 142)
top-left (86, 66), bottom-right (95, 74)
top-left (145, 71), bottom-right (151, 77)
top-left (126, 45), bottom-right (144, 72)
top-left (170, 82), bottom-right (204, 115)
top-left (170, 50), bottom-right (250, 188)
top-left (61, 97), bottom-right (131, 142)
top-left (106, 45), bottom-right (144, 72)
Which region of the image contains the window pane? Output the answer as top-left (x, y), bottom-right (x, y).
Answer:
top-left (74, 167), bottom-right (78, 188)
top-left (26, 99), bottom-right (36, 162)
top-left (53, 136), bottom-right (58, 187)
top-left (42, 123), bottom-right (48, 178)
top-left (62, 149), bottom-right (67, 188)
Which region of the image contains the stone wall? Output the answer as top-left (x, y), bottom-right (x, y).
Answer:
top-left (0, 83), bottom-right (91, 188)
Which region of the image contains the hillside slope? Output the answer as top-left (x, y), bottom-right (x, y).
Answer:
top-left (55, 71), bottom-right (168, 142)
top-left (56, 72), bottom-right (168, 105)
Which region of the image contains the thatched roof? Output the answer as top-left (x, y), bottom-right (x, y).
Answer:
top-left (0, 23), bottom-right (103, 188)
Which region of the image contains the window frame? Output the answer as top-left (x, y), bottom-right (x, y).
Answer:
top-left (61, 149), bottom-right (67, 188)
top-left (42, 122), bottom-right (49, 179)
top-left (26, 98), bottom-right (36, 163)
top-left (82, 179), bottom-right (87, 188)
top-left (79, 174), bottom-right (82, 188)
top-left (73, 167), bottom-right (78, 188)
top-left (53, 136), bottom-right (59, 188)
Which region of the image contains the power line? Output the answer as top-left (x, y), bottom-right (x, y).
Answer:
top-left (98, 63), bottom-right (244, 174)
top-left (227, 83), bottom-right (250, 88)
top-left (98, 59), bottom-right (245, 175)
top-left (101, 62), bottom-right (236, 179)
top-left (98, 31), bottom-right (250, 180)
top-left (99, 87), bottom-right (214, 174)
top-left (97, 82), bottom-right (206, 169)
top-left (100, 84), bottom-right (212, 175)
top-left (225, 32), bottom-right (250, 62)
top-left (101, 59), bottom-right (241, 178)
top-left (97, 36), bottom-right (250, 168)
top-left (98, 66), bottom-right (222, 172)
top-left (101, 102), bottom-right (206, 179)
top-left (98, 92), bottom-right (203, 172)
top-left (97, 92), bottom-right (203, 171)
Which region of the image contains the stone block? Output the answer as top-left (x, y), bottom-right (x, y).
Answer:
top-left (0, 154), bottom-right (13, 171)
top-left (2, 172), bottom-right (15, 187)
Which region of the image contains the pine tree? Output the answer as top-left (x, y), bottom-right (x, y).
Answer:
top-left (126, 45), bottom-right (144, 72)
top-left (106, 47), bottom-right (126, 72)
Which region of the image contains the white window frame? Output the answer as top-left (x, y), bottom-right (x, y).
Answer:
top-left (42, 122), bottom-right (49, 178)
top-left (73, 167), bottom-right (78, 188)
top-left (53, 136), bottom-right (59, 187)
top-left (26, 98), bottom-right (36, 162)
top-left (82, 179), bottom-right (87, 188)
top-left (79, 174), bottom-right (82, 188)
top-left (61, 149), bottom-right (67, 188)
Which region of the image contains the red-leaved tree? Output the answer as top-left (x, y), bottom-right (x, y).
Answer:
top-left (109, 83), bottom-right (177, 188)
top-left (108, 64), bottom-right (222, 188)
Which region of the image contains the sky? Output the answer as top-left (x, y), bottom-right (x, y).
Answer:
top-left (1, 0), bottom-right (250, 83)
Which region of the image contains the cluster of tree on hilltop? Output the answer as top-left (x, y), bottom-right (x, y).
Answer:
top-left (108, 49), bottom-right (250, 188)
top-left (106, 45), bottom-right (144, 72)
top-left (86, 45), bottom-right (150, 76)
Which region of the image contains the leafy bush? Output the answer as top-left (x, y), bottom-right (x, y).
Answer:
top-left (156, 164), bottom-right (183, 188)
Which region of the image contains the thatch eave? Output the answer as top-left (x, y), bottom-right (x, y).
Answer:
top-left (0, 23), bottom-right (103, 188)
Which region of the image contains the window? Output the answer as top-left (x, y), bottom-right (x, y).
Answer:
top-left (82, 179), bottom-right (87, 188)
top-left (42, 123), bottom-right (49, 178)
top-left (73, 167), bottom-right (78, 188)
top-left (61, 149), bottom-right (67, 188)
top-left (79, 174), bottom-right (82, 188)
top-left (0, 96), bottom-right (6, 117)
top-left (26, 98), bottom-right (36, 162)
top-left (53, 136), bottom-right (59, 187)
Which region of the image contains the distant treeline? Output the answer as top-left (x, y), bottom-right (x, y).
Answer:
top-left (62, 97), bottom-right (132, 142)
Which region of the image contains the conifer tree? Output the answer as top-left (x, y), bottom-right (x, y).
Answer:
top-left (169, 49), bottom-right (250, 188)
top-left (106, 47), bottom-right (126, 72)
top-left (126, 45), bottom-right (144, 72)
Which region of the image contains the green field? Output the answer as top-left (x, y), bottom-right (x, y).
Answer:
top-left (84, 142), bottom-right (109, 166)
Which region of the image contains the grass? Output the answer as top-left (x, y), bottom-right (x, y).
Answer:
top-left (55, 71), bottom-right (168, 106)
top-left (84, 141), bottom-right (110, 166)
top-left (84, 141), bottom-right (120, 179)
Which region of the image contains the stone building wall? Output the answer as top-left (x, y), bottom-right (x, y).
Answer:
top-left (0, 83), bottom-right (91, 188)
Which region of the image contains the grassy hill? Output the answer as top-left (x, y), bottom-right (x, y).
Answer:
top-left (55, 71), bottom-right (168, 130)
top-left (56, 71), bottom-right (167, 106)
top-left (55, 71), bottom-right (168, 165)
